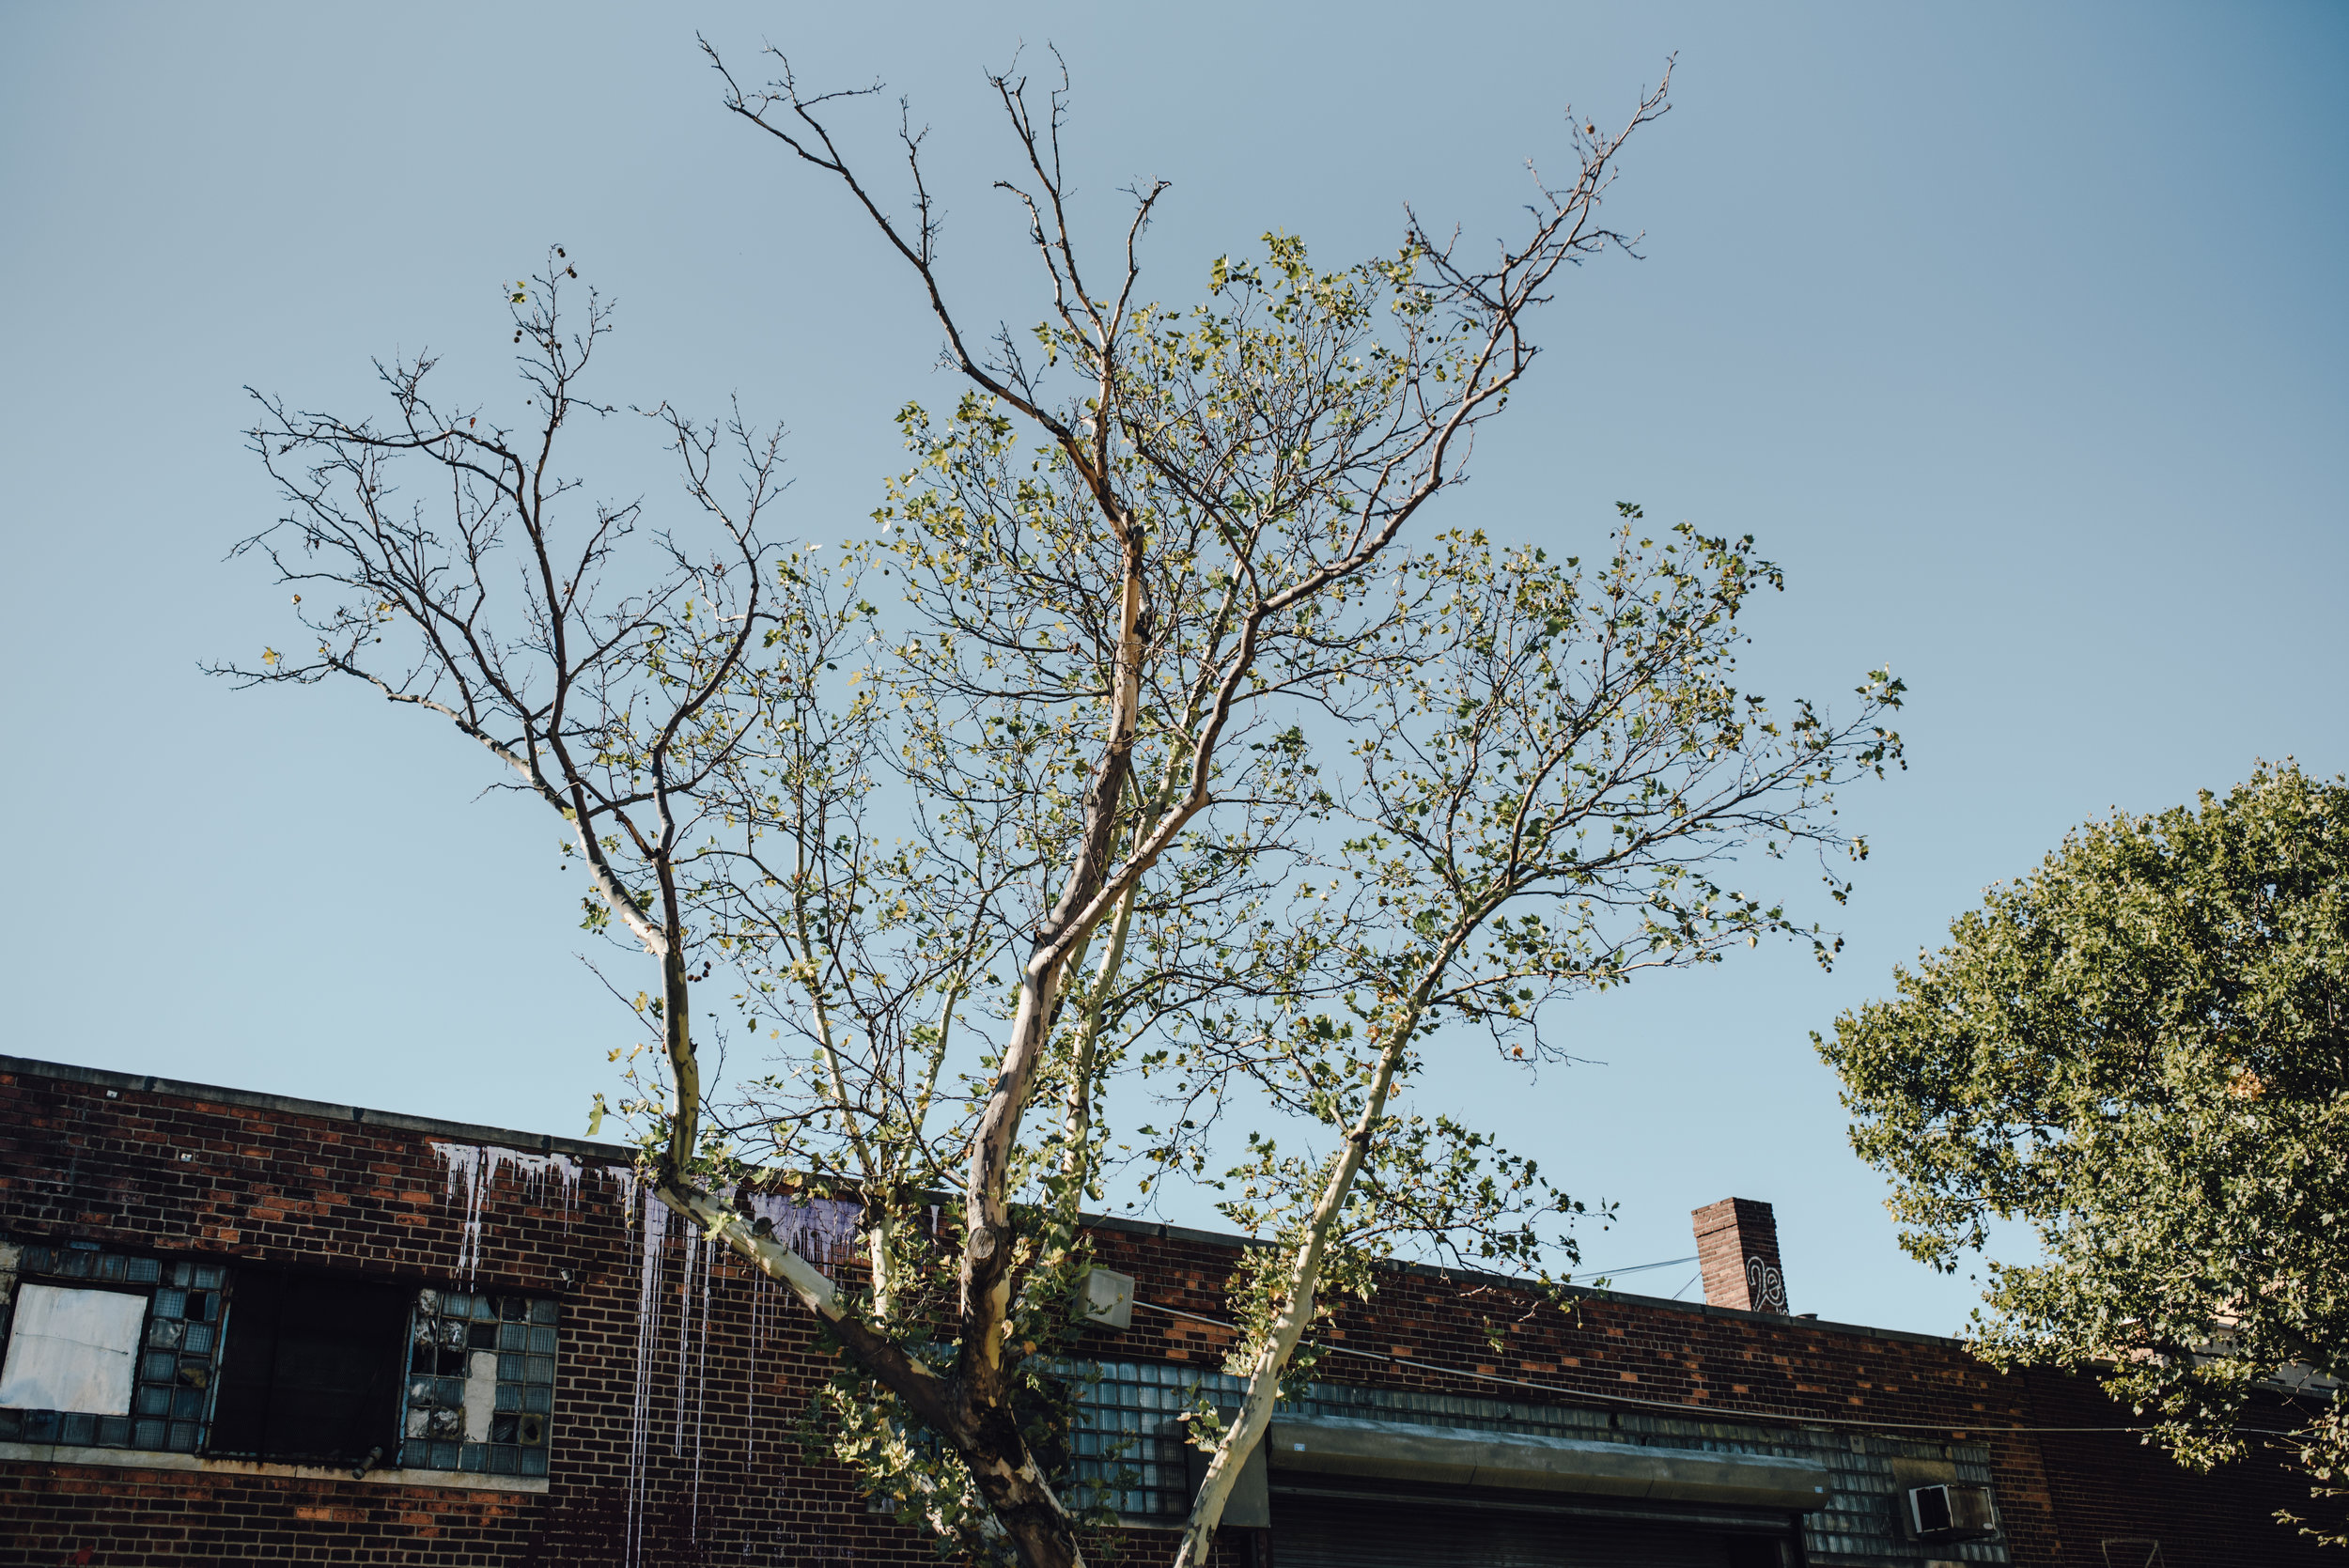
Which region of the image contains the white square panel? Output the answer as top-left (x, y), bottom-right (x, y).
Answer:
top-left (0, 1282), bottom-right (148, 1415)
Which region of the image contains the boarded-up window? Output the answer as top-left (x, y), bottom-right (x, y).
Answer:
top-left (0, 1244), bottom-right (226, 1452)
top-left (0, 1283), bottom-right (147, 1415)
top-left (207, 1270), bottom-right (410, 1465)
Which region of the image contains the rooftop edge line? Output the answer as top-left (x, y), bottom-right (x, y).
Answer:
top-left (0, 1051), bottom-right (1965, 1352)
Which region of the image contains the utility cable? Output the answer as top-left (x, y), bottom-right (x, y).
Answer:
top-left (1560, 1254), bottom-right (1697, 1284)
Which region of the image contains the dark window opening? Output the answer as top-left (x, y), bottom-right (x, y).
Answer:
top-left (207, 1270), bottom-right (409, 1465)
top-left (1277, 1492), bottom-right (1795, 1568)
top-left (1723, 1539), bottom-right (1797, 1568)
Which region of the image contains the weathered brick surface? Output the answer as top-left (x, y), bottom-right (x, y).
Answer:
top-left (1692, 1195), bottom-right (1786, 1312)
top-left (2010, 1369), bottom-right (2323, 1567)
top-left (0, 1060), bottom-right (2326, 1567)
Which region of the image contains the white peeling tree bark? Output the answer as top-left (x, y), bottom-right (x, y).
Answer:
top-left (1170, 943), bottom-right (1458, 1568)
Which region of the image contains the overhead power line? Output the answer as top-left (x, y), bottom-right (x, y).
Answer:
top-left (1562, 1253), bottom-right (1697, 1283)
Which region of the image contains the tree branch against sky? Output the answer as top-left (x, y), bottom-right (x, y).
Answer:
top-left (1173, 519), bottom-right (1903, 1560)
top-left (220, 44), bottom-right (1908, 1568)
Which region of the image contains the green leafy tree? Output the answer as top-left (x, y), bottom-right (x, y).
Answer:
top-left (1819, 762), bottom-right (2349, 1545)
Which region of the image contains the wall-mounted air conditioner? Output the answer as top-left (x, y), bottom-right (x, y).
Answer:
top-left (1900, 1483), bottom-right (1999, 1544)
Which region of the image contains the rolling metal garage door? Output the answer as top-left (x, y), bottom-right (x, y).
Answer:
top-left (1261, 1415), bottom-right (1815, 1568)
top-left (1273, 1489), bottom-right (1794, 1568)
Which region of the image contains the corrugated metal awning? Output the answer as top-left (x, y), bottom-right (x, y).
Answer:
top-left (1265, 1414), bottom-right (1833, 1512)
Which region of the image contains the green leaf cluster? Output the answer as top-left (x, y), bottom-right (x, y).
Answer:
top-left (1820, 762), bottom-right (2349, 1545)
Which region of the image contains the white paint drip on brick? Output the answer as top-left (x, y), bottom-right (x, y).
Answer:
top-left (421, 1130), bottom-right (889, 1562)
top-left (626, 1184), bottom-right (668, 1568)
top-left (674, 1222), bottom-right (697, 1458)
top-left (691, 1232), bottom-right (713, 1544)
top-left (423, 1142), bottom-right (684, 1560)
top-left (736, 1191), bottom-right (859, 1484)
top-left (745, 1269), bottom-right (774, 1471)
top-left (426, 1141), bottom-right (587, 1282)
top-left (740, 1190), bottom-right (862, 1273)
top-left (606, 1178), bottom-right (860, 1564)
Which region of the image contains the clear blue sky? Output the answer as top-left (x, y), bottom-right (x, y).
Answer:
top-left (3, 3), bottom-right (2341, 1336)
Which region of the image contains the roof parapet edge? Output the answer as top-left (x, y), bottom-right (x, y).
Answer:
top-left (0, 1053), bottom-right (1960, 1351)
top-left (1064, 1215), bottom-right (1962, 1350)
top-left (0, 1052), bottom-right (638, 1166)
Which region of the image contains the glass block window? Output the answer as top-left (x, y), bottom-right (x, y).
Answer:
top-left (9, 1242), bottom-right (165, 1291)
top-left (398, 1288), bottom-right (558, 1476)
top-left (134, 1258), bottom-right (227, 1453)
top-left (1063, 1358), bottom-right (1247, 1520)
top-left (0, 1242), bottom-right (223, 1453)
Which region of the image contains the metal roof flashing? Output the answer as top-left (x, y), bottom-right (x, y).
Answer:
top-left (1266, 1412), bottom-right (1834, 1512)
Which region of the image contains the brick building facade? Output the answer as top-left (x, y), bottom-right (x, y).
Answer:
top-left (0, 1053), bottom-right (2323, 1566)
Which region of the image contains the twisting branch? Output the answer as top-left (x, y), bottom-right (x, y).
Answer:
top-left (1173, 510), bottom-right (1901, 1562)
top-left (217, 248), bottom-right (919, 1416)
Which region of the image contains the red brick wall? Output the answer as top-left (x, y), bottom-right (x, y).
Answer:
top-left (0, 1060), bottom-right (2327, 1567)
top-left (1068, 1203), bottom-right (2326, 1564)
top-left (0, 1062), bottom-right (954, 1567)
top-left (2013, 1368), bottom-right (2324, 1568)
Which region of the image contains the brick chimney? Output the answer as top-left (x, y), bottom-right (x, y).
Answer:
top-left (1691, 1197), bottom-right (1790, 1314)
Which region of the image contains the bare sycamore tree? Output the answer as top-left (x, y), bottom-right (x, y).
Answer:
top-left (224, 45), bottom-right (1903, 1568)
top-left (217, 263), bottom-right (903, 1324)
top-left (678, 45), bottom-right (1710, 1568)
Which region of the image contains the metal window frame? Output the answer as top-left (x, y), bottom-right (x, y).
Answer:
top-left (395, 1285), bottom-right (561, 1477)
top-left (0, 1239), bottom-right (230, 1455)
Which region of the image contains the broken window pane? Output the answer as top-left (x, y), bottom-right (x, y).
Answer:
top-left (6, 1246), bottom-right (559, 1477)
top-left (397, 1286), bottom-right (558, 1476)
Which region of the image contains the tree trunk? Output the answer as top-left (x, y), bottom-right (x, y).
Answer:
top-left (961, 1405), bottom-right (1091, 1568)
top-left (1173, 956), bottom-right (1454, 1568)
